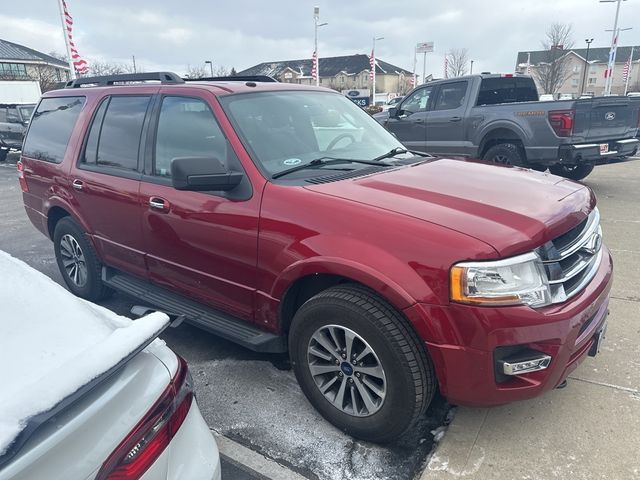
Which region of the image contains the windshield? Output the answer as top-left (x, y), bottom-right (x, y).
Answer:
top-left (219, 90), bottom-right (405, 177)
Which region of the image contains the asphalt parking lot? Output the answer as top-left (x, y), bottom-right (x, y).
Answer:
top-left (1, 153), bottom-right (638, 479)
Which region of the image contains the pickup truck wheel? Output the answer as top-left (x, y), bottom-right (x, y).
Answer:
top-left (53, 217), bottom-right (113, 301)
top-left (549, 162), bottom-right (595, 181)
top-left (483, 143), bottom-right (525, 167)
top-left (289, 284), bottom-right (436, 443)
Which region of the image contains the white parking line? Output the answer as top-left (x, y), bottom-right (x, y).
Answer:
top-left (213, 431), bottom-right (307, 480)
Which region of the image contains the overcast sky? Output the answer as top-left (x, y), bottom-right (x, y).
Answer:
top-left (2, 0), bottom-right (639, 77)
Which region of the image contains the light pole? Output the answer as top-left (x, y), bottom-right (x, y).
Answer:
top-left (600, 0), bottom-right (627, 95)
top-left (205, 60), bottom-right (213, 77)
top-left (581, 38), bottom-right (594, 96)
top-left (470, 60), bottom-right (474, 75)
top-left (314, 6), bottom-right (328, 87)
top-left (372, 36), bottom-right (384, 105)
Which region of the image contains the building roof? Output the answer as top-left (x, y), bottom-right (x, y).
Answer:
top-left (517, 46), bottom-right (640, 66)
top-left (239, 54), bottom-right (413, 78)
top-left (0, 38), bottom-right (69, 69)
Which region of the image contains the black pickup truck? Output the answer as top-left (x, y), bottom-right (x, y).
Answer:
top-left (374, 74), bottom-right (640, 180)
top-left (0, 103), bottom-right (35, 162)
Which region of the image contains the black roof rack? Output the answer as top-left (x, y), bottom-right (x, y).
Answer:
top-left (65, 71), bottom-right (184, 88)
top-left (184, 75), bottom-right (278, 83)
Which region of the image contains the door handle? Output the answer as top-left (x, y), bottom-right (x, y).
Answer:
top-left (414, 118), bottom-right (425, 123)
top-left (149, 197), bottom-right (170, 212)
top-left (449, 116), bottom-right (462, 122)
top-left (72, 179), bottom-right (84, 191)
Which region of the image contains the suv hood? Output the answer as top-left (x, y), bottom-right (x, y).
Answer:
top-left (305, 158), bottom-right (595, 257)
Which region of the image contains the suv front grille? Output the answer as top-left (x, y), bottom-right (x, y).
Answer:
top-left (537, 209), bottom-right (603, 304)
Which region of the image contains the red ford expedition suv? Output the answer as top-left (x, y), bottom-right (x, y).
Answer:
top-left (18, 72), bottom-right (612, 443)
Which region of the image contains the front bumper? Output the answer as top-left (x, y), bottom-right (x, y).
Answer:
top-left (404, 247), bottom-right (613, 407)
top-left (559, 138), bottom-right (640, 164)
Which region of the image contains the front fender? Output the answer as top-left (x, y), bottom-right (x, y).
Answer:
top-left (270, 235), bottom-right (440, 310)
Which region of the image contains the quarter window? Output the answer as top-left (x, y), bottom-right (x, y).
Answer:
top-left (22, 96), bottom-right (85, 163)
top-left (154, 96), bottom-right (227, 177)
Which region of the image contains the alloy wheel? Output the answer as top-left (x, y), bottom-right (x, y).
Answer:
top-left (59, 234), bottom-right (88, 287)
top-left (307, 324), bottom-right (387, 417)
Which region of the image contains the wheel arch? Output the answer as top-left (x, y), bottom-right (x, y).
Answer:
top-left (478, 125), bottom-right (527, 158)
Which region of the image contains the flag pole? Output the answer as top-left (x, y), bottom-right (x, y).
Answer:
top-left (624, 45), bottom-right (634, 95)
top-left (57, 0), bottom-right (76, 79)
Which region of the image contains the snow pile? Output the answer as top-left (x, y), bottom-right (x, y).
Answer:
top-left (0, 251), bottom-right (169, 456)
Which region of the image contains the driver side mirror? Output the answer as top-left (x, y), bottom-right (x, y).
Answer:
top-left (171, 157), bottom-right (243, 191)
top-left (388, 107), bottom-right (399, 118)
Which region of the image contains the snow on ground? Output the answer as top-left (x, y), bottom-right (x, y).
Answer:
top-left (0, 251), bottom-right (169, 456)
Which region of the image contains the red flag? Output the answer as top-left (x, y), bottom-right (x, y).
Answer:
top-left (369, 50), bottom-right (375, 81)
top-left (61, 0), bottom-right (89, 74)
top-left (311, 51), bottom-right (318, 80)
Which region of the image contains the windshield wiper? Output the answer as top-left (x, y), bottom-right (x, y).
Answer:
top-left (372, 147), bottom-right (433, 162)
top-left (272, 157), bottom-right (392, 179)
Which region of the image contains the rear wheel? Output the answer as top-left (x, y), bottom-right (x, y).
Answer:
top-left (549, 161), bottom-right (595, 181)
top-left (53, 217), bottom-right (112, 301)
top-left (289, 284), bottom-right (436, 443)
top-left (482, 143), bottom-right (525, 167)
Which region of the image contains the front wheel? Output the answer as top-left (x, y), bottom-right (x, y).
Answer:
top-left (289, 284), bottom-right (436, 443)
top-left (549, 161), bottom-right (595, 181)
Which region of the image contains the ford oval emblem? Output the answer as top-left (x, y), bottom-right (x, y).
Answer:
top-left (604, 112), bottom-right (615, 121)
top-left (347, 91), bottom-right (360, 97)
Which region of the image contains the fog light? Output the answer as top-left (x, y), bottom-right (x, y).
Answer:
top-left (501, 353), bottom-right (552, 376)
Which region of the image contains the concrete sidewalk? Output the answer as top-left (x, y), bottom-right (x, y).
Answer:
top-left (421, 160), bottom-right (640, 480)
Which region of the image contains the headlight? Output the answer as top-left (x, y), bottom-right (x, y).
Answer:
top-left (450, 252), bottom-right (551, 308)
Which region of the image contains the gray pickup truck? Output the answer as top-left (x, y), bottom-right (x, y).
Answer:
top-left (0, 103), bottom-right (35, 162)
top-left (374, 74), bottom-right (640, 180)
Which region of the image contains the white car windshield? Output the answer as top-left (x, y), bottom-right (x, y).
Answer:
top-left (220, 90), bottom-right (406, 176)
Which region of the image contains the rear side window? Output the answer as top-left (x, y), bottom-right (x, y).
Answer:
top-left (83, 96), bottom-right (150, 171)
top-left (23, 97), bottom-right (85, 163)
top-left (477, 77), bottom-right (539, 105)
top-left (434, 81), bottom-right (468, 110)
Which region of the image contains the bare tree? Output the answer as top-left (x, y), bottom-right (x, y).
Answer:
top-left (28, 65), bottom-right (63, 92)
top-left (446, 48), bottom-right (470, 78)
top-left (88, 61), bottom-right (137, 76)
top-left (185, 64), bottom-right (230, 79)
top-left (533, 23), bottom-right (575, 94)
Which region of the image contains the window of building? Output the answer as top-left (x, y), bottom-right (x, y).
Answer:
top-left (154, 96), bottom-right (228, 177)
top-left (23, 96), bottom-right (85, 163)
top-left (0, 63), bottom-right (27, 77)
top-left (588, 77), bottom-right (597, 85)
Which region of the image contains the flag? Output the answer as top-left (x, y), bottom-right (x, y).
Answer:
top-left (622, 47), bottom-right (633, 84)
top-left (604, 33), bottom-right (618, 79)
top-left (369, 49), bottom-right (375, 81)
top-left (311, 50), bottom-right (318, 80)
top-left (61, 0), bottom-right (89, 74)
top-left (444, 55), bottom-right (448, 79)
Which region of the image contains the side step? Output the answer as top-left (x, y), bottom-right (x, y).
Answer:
top-left (102, 268), bottom-right (287, 353)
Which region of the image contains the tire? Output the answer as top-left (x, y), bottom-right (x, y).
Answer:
top-left (483, 143), bottom-right (525, 167)
top-left (289, 284), bottom-right (436, 443)
top-left (0, 149), bottom-right (8, 162)
top-left (549, 162), bottom-right (595, 181)
top-left (53, 217), bottom-right (112, 301)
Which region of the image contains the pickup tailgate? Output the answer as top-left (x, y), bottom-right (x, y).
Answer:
top-left (575, 96), bottom-right (637, 141)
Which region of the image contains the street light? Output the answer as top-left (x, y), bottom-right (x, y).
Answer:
top-left (581, 38), bottom-right (594, 96)
top-left (314, 6), bottom-right (328, 87)
top-left (470, 60), bottom-right (474, 75)
top-left (204, 60), bottom-right (213, 77)
top-left (372, 36), bottom-right (384, 105)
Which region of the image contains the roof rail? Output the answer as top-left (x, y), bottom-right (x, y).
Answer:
top-left (65, 72), bottom-right (184, 88)
top-left (184, 75), bottom-right (278, 83)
